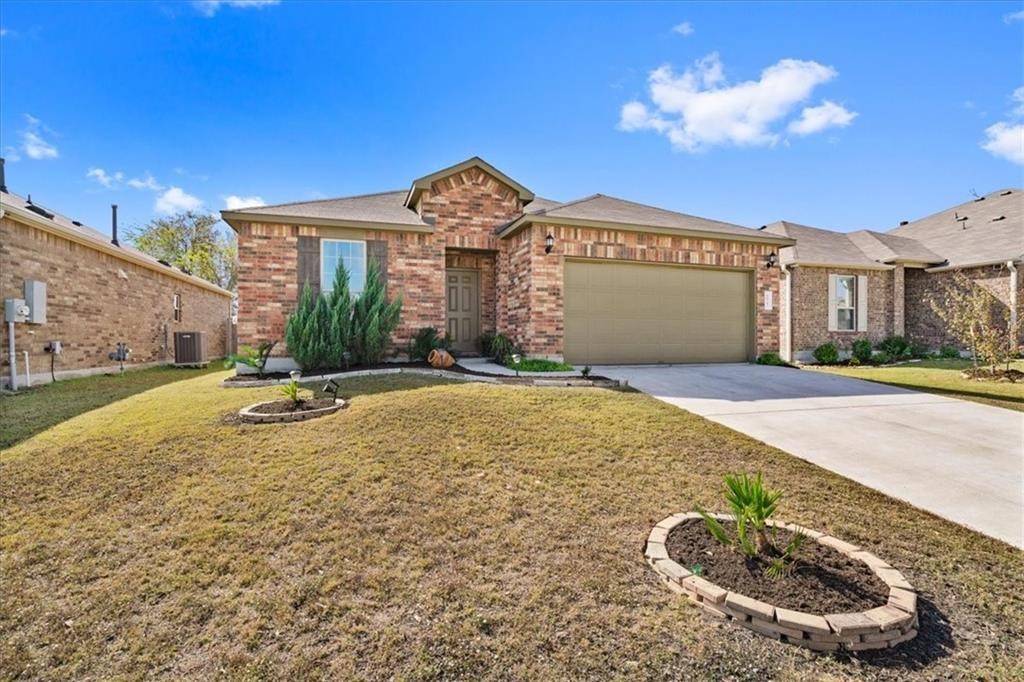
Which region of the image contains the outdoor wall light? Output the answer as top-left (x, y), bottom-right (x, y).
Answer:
top-left (289, 370), bottom-right (302, 383)
top-left (765, 252), bottom-right (778, 269)
top-left (511, 353), bottom-right (522, 377)
top-left (544, 233), bottom-right (555, 254)
top-left (323, 378), bottom-right (340, 401)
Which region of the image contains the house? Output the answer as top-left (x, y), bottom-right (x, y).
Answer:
top-left (222, 157), bottom-right (793, 367)
top-left (0, 160), bottom-right (234, 386)
top-left (762, 188), bottom-right (1023, 361)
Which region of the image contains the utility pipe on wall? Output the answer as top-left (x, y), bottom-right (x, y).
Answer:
top-left (22, 350), bottom-right (30, 388)
top-left (7, 321), bottom-right (16, 391)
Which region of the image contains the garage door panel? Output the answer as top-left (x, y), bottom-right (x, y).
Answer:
top-left (563, 260), bottom-right (752, 364)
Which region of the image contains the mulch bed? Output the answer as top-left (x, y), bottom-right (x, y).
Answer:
top-left (223, 361), bottom-right (613, 382)
top-left (247, 398), bottom-right (338, 414)
top-left (665, 518), bottom-right (889, 613)
top-left (961, 367), bottom-right (1024, 382)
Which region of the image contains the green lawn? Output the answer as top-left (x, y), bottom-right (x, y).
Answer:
top-left (0, 364), bottom-right (222, 449)
top-left (811, 358), bottom-right (1024, 412)
top-left (2, 372), bottom-right (1022, 680)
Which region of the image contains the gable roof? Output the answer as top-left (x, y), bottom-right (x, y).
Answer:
top-left (404, 156), bottom-right (535, 208)
top-left (888, 188), bottom-right (1023, 269)
top-left (499, 194), bottom-right (794, 245)
top-left (761, 221), bottom-right (892, 269)
top-left (846, 230), bottom-right (944, 265)
top-left (0, 189), bottom-right (232, 296)
top-left (222, 190), bottom-right (432, 232)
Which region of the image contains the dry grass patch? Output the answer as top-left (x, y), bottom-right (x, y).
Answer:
top-left (1, 372), bottom-right (1022, 680)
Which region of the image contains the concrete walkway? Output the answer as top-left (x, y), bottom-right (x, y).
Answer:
top-left (600, 363), bottom-right (1024, 548)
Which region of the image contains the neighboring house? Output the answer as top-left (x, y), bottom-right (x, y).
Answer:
top-left (223, 157), bottom-right (793, 367)
top-left (762, 188), bottom-right (1023, 361)
top-left (0, 161), bottom-right (234, 386)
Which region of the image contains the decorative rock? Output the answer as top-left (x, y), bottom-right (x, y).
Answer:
top-left (863, 605), bottom-right (914, 632)
top-left (725, 592), bottom-right (775, 620)
top-left (888, 587), bottom-right (917, 614)
top-left (775, 607), bottom-right (831, 635)
top-left (817, 535), bottom-right (861, 555)
top-left (683, 576), bottom-right (727, 604)
top-left (826, 612), bottom-right (880, 637)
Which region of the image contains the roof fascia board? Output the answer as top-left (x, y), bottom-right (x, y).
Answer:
top-left (498, 214), bottom-right (796, 246)
top-left (221, 211), bottom-right (434, 234)
top-left (3, 204), bottom-right (233, 296)
top-left (924, 257), bottom-right (1024, 272)
top-left (788, 261), bottom-right (895, 271)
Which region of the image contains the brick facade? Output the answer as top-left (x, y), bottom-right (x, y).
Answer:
top-left (234, 166), bottom-right (784, 364)
top-left (788, 266), bottom-right (894, 356)
top-left (1, 215), bottom-right (232, 383)
top-left (905, 265), bottom-right (1021, 349)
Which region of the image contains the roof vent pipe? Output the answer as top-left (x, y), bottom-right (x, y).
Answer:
top-left (0, 157), bottom-right (7, 193)
top-left (111, 204), bottom-right (120, 246)
top-left (898, 220), bottom-right (909, 226)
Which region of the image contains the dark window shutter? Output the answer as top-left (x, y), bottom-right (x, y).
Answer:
top-left (297, 236), bottom-right (320, 295)
top-left (367, 240), bottom-right (388, 288)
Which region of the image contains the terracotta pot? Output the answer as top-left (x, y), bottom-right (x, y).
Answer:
top-left (427, 348), bottom-right (455, 369)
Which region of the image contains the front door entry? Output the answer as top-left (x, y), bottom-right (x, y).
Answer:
top-left (446, 269), bottom-right (480, 353)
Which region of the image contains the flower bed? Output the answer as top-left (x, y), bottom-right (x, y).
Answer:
top-left (238, 398), bottom-right (347, 424)
top-left (222, 365), bottom-right (620, 389)
top-left (960, 367), bottom-right (1023, 382)
top-left (645, 513), bottom-right (919, 652)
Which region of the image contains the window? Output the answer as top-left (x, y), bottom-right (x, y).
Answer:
top-left (834, 275), bottom-right (855, 331)
top-left (173, 293), bottom-right (182, 322)
top-left (321, 240), bottom-right (367, 296)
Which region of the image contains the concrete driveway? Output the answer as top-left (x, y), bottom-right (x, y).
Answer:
top-left (601, 363), bottom-right (1024, 548)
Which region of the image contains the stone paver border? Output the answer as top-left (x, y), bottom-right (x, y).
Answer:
top-left (222, 367), bottom-right (620, 389)
top-left (238, 398), bottom-right (347, 424)
top-left (646, 513), bottom-right (919, 652)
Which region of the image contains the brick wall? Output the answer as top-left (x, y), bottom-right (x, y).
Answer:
top-left (236, 222), bottom-right (299, 356)
top-left (905, 265), bottom-right (1020, 349)
top-left (503, 223), bottom-right (782, 358)
top-left (1, 216), bottom-right (231, 382)
top-left (789, 266), bottom-right (893, 355)
top-left (418, 166), bottom-right (522, 250)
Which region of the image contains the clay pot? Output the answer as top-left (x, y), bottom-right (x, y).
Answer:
top-left (427, 348), bottom-right (456, 369)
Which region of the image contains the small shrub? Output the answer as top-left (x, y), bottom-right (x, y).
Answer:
top-left (813, 342), bottom-right (839, 364)
top-left (350, 258), bottom-right (403, 365)
top-left (940, 345), bottom-right (961, 359)
top-left (878, 335), bottom-right (910, 357)
top-left (408, 327), bottom-right (450, 361)
top-left (873, 351), bottom-right (893, 365)
top-left (756, 352), bottom-right (784, 366)
top-left (478, 332), bottom-right (496, 357)
top-left (851, 339), bottom-right (873, 364)
top-left (695, 472), bottom-right (806, 578)
top-left (507, 358), bottom-right (574, 372)
top-left (489, 333), bottom-right (519, 364)
top-left (847, 356), bottom-right (861, 366)
top-left (908, 342), bottom-right (930, 359)
top-left (581, 365), bottom-right (592, 378)
top-left (279, 380), bottom-right (305, 405)
top-left (224, 341), bottom-right (277, 378)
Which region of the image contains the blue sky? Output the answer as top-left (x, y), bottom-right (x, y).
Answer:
top-left (1, 0), bottom-right (1022, 238)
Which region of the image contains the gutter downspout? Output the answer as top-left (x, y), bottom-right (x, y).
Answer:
top-left (780, 263), bottom-right (792, 362)
top-left (1009, 261), bottom-right (1019, 350)
top-left (7, 321), bottom-right (16, 391)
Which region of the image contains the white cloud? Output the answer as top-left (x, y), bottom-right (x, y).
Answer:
top-left (982, 123), bottom-right (1024, 165)
top-left (619, 52), bottom-right (852, 151)
top-left (127, 173), bottom-right (164, 191)
top-left (788, 100), bottom-right (858, 135)
top-left (86, 167), bottom-right (116, 187)
top-left (672, 21), bottom-right (694, 37)
top-left (20, 114), bottom-right (59, 160)
top-left (223, 195), bottom-right (266, 210)
top-left (980, 86), bottom-right (1024, 165)
top-left (5, 146), bottom-right (22, 162)
top-left (192, 0), bottom-right (280, 17)
top-left (1004, 10), bottom-right (1024, 23)
top-left (155, 186), bottom-right (204, 213)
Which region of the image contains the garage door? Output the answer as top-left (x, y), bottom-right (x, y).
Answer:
top-left (563, 260), bottom-right (753, 364)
